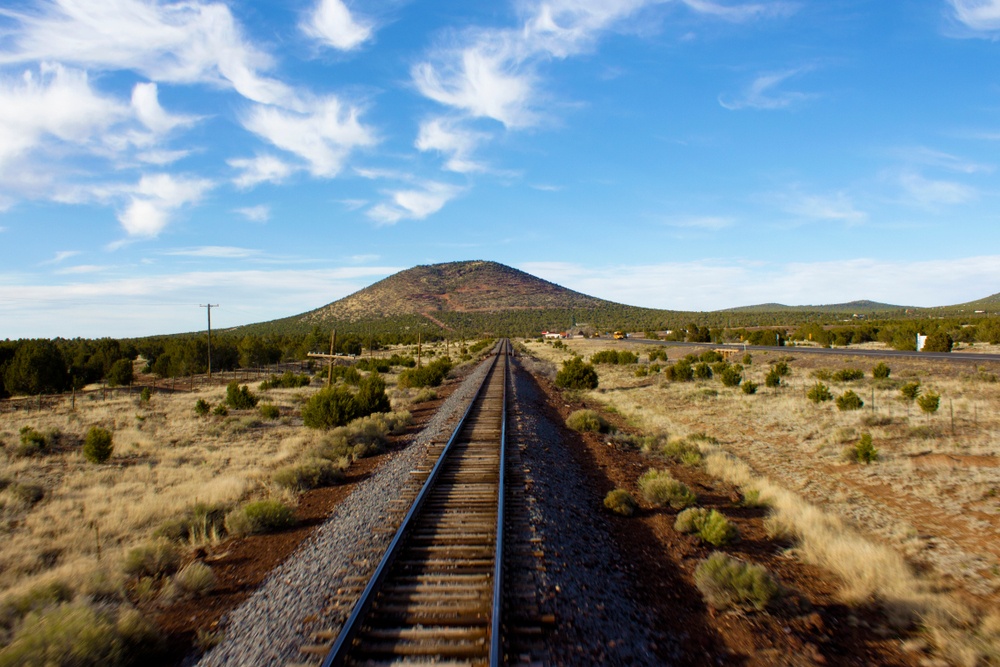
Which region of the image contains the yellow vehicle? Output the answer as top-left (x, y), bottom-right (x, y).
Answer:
top-left (613, 331), bottom-right (626, 340)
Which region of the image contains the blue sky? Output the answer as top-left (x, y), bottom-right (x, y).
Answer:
top-left (2, 0), bottom-right (1000, 338)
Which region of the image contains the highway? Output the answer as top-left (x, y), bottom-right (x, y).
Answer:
top-left (628, 339), bottom-right (1000, 363)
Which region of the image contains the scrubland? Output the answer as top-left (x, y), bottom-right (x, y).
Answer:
top-left (0, 342), bottom-right (460, 663)
top-left (527, 337), bottom-right (1000, 665)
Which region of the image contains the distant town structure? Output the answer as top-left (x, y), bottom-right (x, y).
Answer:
top-left (542, 331), bottom-right (567, 339)
top-left (917, 334), bottom-right (928, 351)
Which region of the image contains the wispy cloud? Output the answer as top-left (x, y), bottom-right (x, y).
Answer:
top-left (947, 0), bottom-right (1000, 33)
top-left (778, 190), bottom-right (866, 224)
top-left (416, 117), bottom-right (488, 173)
top-left (41, 250), bottom-right (81, 265)
top-left (663, 215), bottom-right (735, 230)
top-left (367, 181), bottom-right (463, 225)
top-left (242, 97), bottom-right (375, 177)
top-left (887, 146), bottom-right (991, 174)
top-left (719, 67), bottom-right (815, 110)
top-left (898, 171), bottom-right (977, 208)
top-left (301, 0), bottom-right (373, 51)
top-left (164, 246), bottom-right (260, 258)
top-left (228, 155), bottom-right (295, 189)
top-left (0, 0), bottom-right (295, 107)
top-left (530, 183), bottom-right (562, 192)
top-left (234, 205), bottom-right (271, 223)
top-left (680, 0), bottom-right (797, 22)
top-left (54, 264), bottom-right (108, 275)
top-left (118, 173), bottom-right (214, 237)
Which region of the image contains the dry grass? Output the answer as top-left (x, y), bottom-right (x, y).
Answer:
top-left (0, 344), bottom-right (463, 655)
top-left (526, 338), bottom-right (1000, 664)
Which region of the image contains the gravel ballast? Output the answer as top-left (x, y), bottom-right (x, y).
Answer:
top-left (197, 356), bottom-right (493, 667)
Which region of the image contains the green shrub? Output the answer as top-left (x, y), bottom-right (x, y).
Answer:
top-left (0, 601), bottom-right (159, 667)
top-left (698, 510), bottom-right (740, 546)
top-left (663, 360), bottom-right (693, 382)
top-left (224, 499), bottom-right (295, 536)
top-left (555, 357), bottom-right (599, 390)
top-left (742, 353), bottom-right (753, 365)
top-left (711, 361), bottom-right (730, 375)
top-left (123, 539), bottom-right (181, 578)
top-left (566, 409), bottom-right (607, 433)
top-left (139, 387), bottom-right (152, 403)
top-left (661, 438), bottom-right (703, 465)
top-left (833, 368), bottom-right (864, 382)
top-left (700, 350), bottom-right (724, 363)
top-left (412, 387), bottom-right (437, 403)
top-left (302, 386), bottom-right (356, 429)
top-left (273, 459), bottom-right (345, 491)
top-left (764, 368), bottom-right (782, 388)
top-left (812, 368), bottom-right (833, 381)
top-left (172, 562), bottom-right (216, 597)
top-left (674, 507), bottom-right (710, 533)
top-left (16, 427), bottom-right (47, 457)
top-left (194, 399), bottom-right (210, 416)
top-left (807, 382), bottom-right (832, 403)
top-left (225, 381), bottom-right (259, 409)
top-left (637, 469), bottom-right (696, 509)
top-left (719, 365), bottom-right (743, 387)
top-left (872, 363), bottom-right (891, 379)
top-left (259, 371), bottom-right (312, 390)
top-left (591, 350), bottom-right (620, 364)
top-left (922, 331), bottom-right (953, 353)
top-left (155, 503), bottom-right (228, 544)
top-left (212, 403), bottom-right (228, 417)
top-left (354, 373), bottom-right (391, 416)
top-left (693, 362), bottom-right (713, 380)
top-left (741, 381), bottom-right (758, 395)
top-left (398, 358), bottom-right (453, 388)
top-left (836, 390), bottom-right (864, 411)
top-left (0, 581), bottom-right (74, 623)
top-left (847, 433), bottom-right (879, 464)
top-left (83, 426), bottom-right (113, 463)
top-left (649, 363), bottom-right (661, 374)
top-left (259, 403), bottom-right (280, 420)
top-left (321, 366), bottom-right (362, 386)
top-left (771, 360), bottom-right (791, 377)
top-left (739, 489), bottom-right (768, 508)
top-left (694, 552), bottom-right (778, 610)
top-left (634, 365), bottom-right (648, 378)
top-left (603, 489), bottom-right (638, 516)
top-left (918, 391), bottom-right (941, 414)
top-left (900, 381), bottom-right (922, 402)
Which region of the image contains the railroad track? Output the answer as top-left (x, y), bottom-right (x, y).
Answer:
top-left (313, 340), bottom-right (511, 667)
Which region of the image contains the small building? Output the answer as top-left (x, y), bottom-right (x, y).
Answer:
top-left (542, 331), bottom-right (567, 339)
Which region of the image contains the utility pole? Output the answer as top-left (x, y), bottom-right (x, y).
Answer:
top-left (200, 304), bottom-right (219, 379)
top-left (307, 329), bottom-right (337, 389)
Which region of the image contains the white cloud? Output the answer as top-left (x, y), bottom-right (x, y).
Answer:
top-left (302, 0), bottom-right (373, 50)
top-left (898, 171), bottom-right (976, 207)
top-left (520, 255), bottom-right (1000, 310)
top-left (889, 146), bottom-right (991, 174)
top-left (164, 246), bottom-right (260, 258)
top-left (367, 182), bottom-right (462, 225)
top-left (41, 250), bottom-right (81, 265)
top-left (680, 0), bottom-right (797, 22)
top-left (130, 82), bottom-right (197, 135)
top-left (243, 97), bottom-right (375, 177)
top-left (55, 264), bottom-right (108, 274)
top-left (348, 254), bottom-right (379, 263)
top-left (415, 117), bottom-right (487, 173)
top-left (234, 205), bottom-right (270, 223)
top-left (719, 68), bottom-right (814, 110)
top-left (781, 191), bottom-right (866, 224)
top-left (0, 0), bottom-right (296, 107)
top-left (337, 198), bottom-right (368, 210)
top-left (228, 155), bottom-right (295, 189)
top-left (664, 215), bottom-right (735, 229)
top-left (0, 63), bottom-right (126, 173)
top-left (118, 173), bottom-right (213, 237)
top-left (136, 148), bottom-right (192, 165)
top-left (948, 0), bottom-right (1000, 32)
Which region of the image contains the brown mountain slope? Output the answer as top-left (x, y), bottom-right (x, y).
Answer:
top-left (303, 260), bottom-right (611, 323)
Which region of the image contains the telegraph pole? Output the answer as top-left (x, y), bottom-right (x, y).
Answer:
top-left (200, 304), bottom-right (219, 379)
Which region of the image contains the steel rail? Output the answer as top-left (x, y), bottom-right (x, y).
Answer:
top-left (321, 342), bottom-right (508, 667)
top-left (489, 340), bottom-right (508, 664)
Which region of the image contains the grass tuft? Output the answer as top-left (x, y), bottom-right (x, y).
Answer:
top-left (224, 499), bottom-right (295, 536)
top-left (603, 489), bottom-right (638, 516)
top-left (637, 469), bottom-right (696, 509)
top-left (694, 552), bottom-right (778, 610)
top-left (566, 409), bottom-right (607, 433)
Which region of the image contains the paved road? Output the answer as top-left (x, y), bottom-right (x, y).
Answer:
top-left (626, 339), bottom-right (1000, 363)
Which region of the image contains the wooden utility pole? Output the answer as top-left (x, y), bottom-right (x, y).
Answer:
top-left (307, 330), bottom-right (337, 389)
top-left (417, 333), bottom-right (422, 368)
top-left (200, 304), bottom-right (219, 379)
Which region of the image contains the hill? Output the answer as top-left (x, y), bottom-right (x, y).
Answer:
top-left (721, 299), bottom-right (910, 315)
top-left (302, 260), bottom-right (612, 322)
